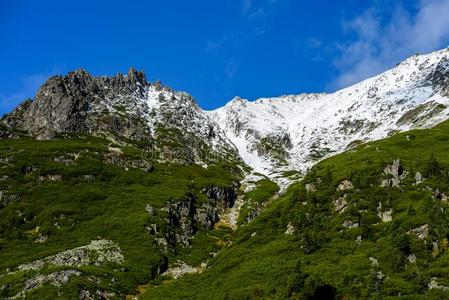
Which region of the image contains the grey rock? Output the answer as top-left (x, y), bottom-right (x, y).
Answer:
top-left (34, 234), bottom-right (48, 243)
top-left (54, 156), bottom-right (75, 166)
top-left (1, 193), bottom-right (20, 206)
top-left (378, 209), bottom-right (393, 222)
top-left (432, 189), bottom-right (448, 201)
top-left (145, 224), bottom-right (158, 235)
top-left (337, 180), bottom-right (353, 191)
top-left (380, 178), bottom-right (400, 188)
top-left (15, 239), bottom-right (124, 273)
top-left (333, 194), bottom-right (348, 214)
top-left (342, 220), bottom-right (359, 229)
top-left (415, 171), bottom-right (423, 184)
top-left (145, 204), bottom-right (155, 216)
top-left (155, 237), bottom-right (169, 250)
top-left (143, 165), bottom-right (154, 173)
top-left (14, 270), bottom-right (81, 298)
top-left (407, 254), bottom-right (417, 264)
top-left (1, 68), bottom-right (242, 167)
top-left (381, 159), bottom-right (407, 188)
top-left (38, 174), bottom-right (62, 183)
top-left (285, 222), bottom-right (295, 235)
top-left (428, 277), bottom-right (449, 291)
top-left (195, 203), bottom-right (219, 230)
top-left (305, 183), bottom-right (315, 193)
top-left (82, 174), bottom-right (95, 181)
top-left (157, 183), bottom-right (239, 250)
top-left (131, 159), bottom-right (153, 172)
top-left (408, 224), bottom-right (429, 240)
top-left (79, 289), bottom-right (94, 300)
top-left (2, 68), bottom-right (150, 140)
top-left (103, 151), bottom-right (128, 168)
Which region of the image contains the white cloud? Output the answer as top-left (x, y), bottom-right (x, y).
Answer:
top-left (332, 0), bottom-right (449, 89)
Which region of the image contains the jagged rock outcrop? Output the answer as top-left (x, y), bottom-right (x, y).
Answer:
top-left (2, 68), bottom-right (149, 140)
top-left (149, 183), bottom-right (239, 250)
top-left (1, 68), bottom-right (241, 166)
top-left (380, 159), bottom-right (408, 188)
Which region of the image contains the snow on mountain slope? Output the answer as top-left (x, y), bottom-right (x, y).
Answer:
top-left (3, 48), bottom-right (449, 180)
top-left (207, 47), bottom-right (449, 177)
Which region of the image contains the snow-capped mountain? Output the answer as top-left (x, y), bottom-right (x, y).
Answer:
top-left (3, 47), bottom-right (449, 177)
top-left (208, 47), bottom-right (449, 176)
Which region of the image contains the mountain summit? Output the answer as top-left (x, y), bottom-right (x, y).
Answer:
top-left (209, 47), bottom-right (449, 177)
top-left (1, 67), bottom-right (240, 166)
top-left (2, 48), bottom-right (449, 178)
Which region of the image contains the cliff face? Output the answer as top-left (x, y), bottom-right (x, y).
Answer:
top-left (2, 68), bottom-right (149, 139)
top-left (147, 182), bottom-right (240, 250)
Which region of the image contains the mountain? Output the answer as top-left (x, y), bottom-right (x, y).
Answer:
top-left (1, 46), bottom-right (449, 299)
top-left (3, 47), bottom-right (449, 179)
top-left (1, 68), bottom-right (241, 167)
top-left (0, 68), bottom-right (245, 298)
top-left (208, 47), bottom-right (449, 179)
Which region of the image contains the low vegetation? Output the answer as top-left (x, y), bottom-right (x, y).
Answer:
top-left (0, 135), bottom-right (240, 298)
top-left (145, 120), bottom-right (449, 299)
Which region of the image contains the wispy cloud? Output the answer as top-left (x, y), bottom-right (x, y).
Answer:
top-left (0, 67), bottom-right (63, 114)
top-left (331, 0), bottom-right (449, 89)
top-left (225, 60), bottom-right (239, 79)
top-left (241, 0), bottom-right (281, 19)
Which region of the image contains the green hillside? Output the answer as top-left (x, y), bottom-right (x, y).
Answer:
top-left (144, 120), bottom-right (449, 299)
top-left (0, 135), bottom-right (241, 299)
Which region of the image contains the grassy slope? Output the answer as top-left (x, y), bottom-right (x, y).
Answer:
top-left (0, 136), bottom-right (239, 299)
top-left (145, 120), bottom-right (449, 299)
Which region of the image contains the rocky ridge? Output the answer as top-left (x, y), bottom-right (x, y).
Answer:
top-left (1, 68), bottom-right (240, 166)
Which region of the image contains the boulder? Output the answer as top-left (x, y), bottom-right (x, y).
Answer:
top-left (305, 183), bottom-right (316, 193)
top-left (145, 204), bottom-right (155, 216)
top-left (337, 180), bottom-right (353, 191)
top-left (381, 159), bottom-right (407, 188)
top-left (342, 220), bottom-right (359, 229)
top-left (415, 171), bottom-right (423, 184)
top-left (285, 222), bottom-right (295, 235)
top-left (333, 194), bottom-right (348, 214)
top-left (408, 224), bottom-right (429, 240)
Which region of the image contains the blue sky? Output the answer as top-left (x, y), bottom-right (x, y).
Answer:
top-left (1, 0), bottom-right (449, 114)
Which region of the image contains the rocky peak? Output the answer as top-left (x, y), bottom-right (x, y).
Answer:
top-left (127, 67), bottom-right (147, 85)
top-left (227, 96), bottom-right (248, 108)
top-left (1, 67), bottom-right (241, 166)
top-left (110, 67), bottom-right (147, 95)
